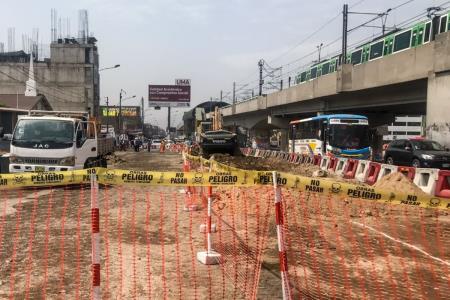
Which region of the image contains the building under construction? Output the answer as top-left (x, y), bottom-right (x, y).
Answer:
top-left (0, 9), bottom-right (100, 116)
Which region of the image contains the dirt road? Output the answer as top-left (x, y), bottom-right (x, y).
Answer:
top-left (1, 150), bottom-right (448, 299)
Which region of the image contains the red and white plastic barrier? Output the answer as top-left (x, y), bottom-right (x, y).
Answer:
top-left (334, 157), bottom-right (348, 177)
top-left (355, 160), bottom-right (370, 182)
top-left (377, 164), bottom-right (398, 181)
top-left (320, 156), bottom-right (331, 170)
top-left (398, 166), bottom-right (416, 181)
top-left (435, 170), bottom-right (450, 198)
top-left (328, 157), bottom-right (338, 172)
top-left (413, 168), bottom-right (440, 195)
top-left (343, 159), bottom-right (359, 179)
top-left (365, 162), bottom-right (382, 185)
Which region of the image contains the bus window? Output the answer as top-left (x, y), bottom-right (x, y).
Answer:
top-left (393, 30), bottom-right (412, 52)
top-left (294, 120), bottom-right (321, 140)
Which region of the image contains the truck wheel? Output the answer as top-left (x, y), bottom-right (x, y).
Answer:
top-left (84, 158), bottom-right (97, 169)
top-left (100, 157), bottom-right (107, 168)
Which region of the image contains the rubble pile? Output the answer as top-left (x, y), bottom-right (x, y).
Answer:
top-left (373, 172), bottom-right (428, 196)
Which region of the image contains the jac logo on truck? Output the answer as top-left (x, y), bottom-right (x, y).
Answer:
top-left (33, 144), bottom-right (49, 149)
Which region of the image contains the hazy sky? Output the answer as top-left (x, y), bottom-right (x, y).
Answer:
top-left (0, 0), bottom-right (444, 128)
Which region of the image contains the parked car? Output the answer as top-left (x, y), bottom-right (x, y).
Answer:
top-left (150, 139), bottom-right (162, 151)
top-left (384, 138), bottom-right (450, 169)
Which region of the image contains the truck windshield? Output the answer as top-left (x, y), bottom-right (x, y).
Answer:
top-left (12, 119), bottom-right (74, 149)
top-left (329, 124), bottom-right (370, 150)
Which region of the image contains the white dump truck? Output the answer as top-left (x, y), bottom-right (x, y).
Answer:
top-left (9, 110), bottom-right (114, 173)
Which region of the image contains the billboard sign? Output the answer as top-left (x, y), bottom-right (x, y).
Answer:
top-left (101, 106), bottom-right (140, 117)
top-left (148, 84), bottom-right (191, 107)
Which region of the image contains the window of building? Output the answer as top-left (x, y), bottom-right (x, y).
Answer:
top-left (393, 122), bottom-right (406, 126)
top-left (407, 122), bottom-right (421, 126)
top-left (393, 131), bottom-right (406, 135)
top-left (85, 48), bottom-right (91, 63)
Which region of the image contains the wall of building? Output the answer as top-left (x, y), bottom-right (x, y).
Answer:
top-left (0, 41), bottom-right (98, 114)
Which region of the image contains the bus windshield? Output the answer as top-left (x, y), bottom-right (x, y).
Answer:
top-left (12, 119), bottom-right (74, 149)
top-left (329, 124), bottom-right (369, 149)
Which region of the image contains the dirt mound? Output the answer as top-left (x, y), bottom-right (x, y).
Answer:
top-left (373, 172), bottom-right (427, 196)
top-left (212, 154), bottom-right (325, 177)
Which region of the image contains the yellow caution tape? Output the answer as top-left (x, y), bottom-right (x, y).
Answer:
top-left (0, 169), bottom-right (92, 188)
top-left (0, 155), bottom-right (448, 210)
top-left (185, 155), bottom-right (450, 210)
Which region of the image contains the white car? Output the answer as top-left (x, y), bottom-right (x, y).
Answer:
top-left (150, 139), bottom-right (162, 151)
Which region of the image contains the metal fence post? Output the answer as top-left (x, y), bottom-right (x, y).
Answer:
top-left (90, 169), bottom-right (101, 300)
top-left (272, 171), bottom-right (291, 300)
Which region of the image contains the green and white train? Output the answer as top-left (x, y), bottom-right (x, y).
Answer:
top-left (295, 11), bottom-right (450, 84)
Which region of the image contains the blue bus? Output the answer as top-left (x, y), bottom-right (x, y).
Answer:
top-left (289, 114), bottom-right (370, 159)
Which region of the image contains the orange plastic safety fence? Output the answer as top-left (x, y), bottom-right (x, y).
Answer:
top-left (211, 186), bottom-right (275, 299)
top-left (0, 186), bottom-right (92, 299)
top-left (99, 184), bottom-right (273, 299)
top-left (280, 188), bottom-right (450, 299)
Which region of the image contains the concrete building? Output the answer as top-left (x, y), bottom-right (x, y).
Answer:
top-left (0, 37), bottom-right (99, 116)
top-left (383, 116), bottom-right (425, 141)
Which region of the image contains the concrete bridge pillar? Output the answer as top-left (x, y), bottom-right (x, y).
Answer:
top-left (426, 32), bottom-right (450, 148)
top-left (426, 72), bottom-right (450, 147)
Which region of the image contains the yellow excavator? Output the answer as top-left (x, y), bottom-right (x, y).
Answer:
top-left (199, 107), bottom-right (240, 157)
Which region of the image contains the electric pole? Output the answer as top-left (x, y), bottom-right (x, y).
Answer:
top-left (342, 4), bottom-right (349, 64)
top-left (220, 90), bottom-right (223, 101)
top-left (258, 59), bottom-right (264, 96)
top-left (232, 82), bottom-right (236, 115)
top-left (317, 43), bottom-right (323, 63)
top-left (106, 96), bottom-right (109, 133)
top-left (167, 106), bottom-right (171, 135)
top-left (141, 96), bottom-right (144, 133)
top-left (119, 89), bottom-right (124, 134)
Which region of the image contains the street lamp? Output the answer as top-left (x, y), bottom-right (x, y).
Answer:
top-left (118, 90), bottom-right (136, 133)
top-left (96, 64), bottom-right (120, 117)
top-left (316, 43), bottom-right (323, 63)
top-left (99, 64), bottom-right (120, 72)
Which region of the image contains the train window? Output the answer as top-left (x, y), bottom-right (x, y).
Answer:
top-left (321, 62), bottom-right (330, 75)
top-left (369, 41), bottom-right (384, 60)
top-left (394, 30), bottom-right (412, 52)
top-left (300, 72), bottom-right (307, 83)
top-left (310, 67), bottom-right (317, 79)
top-left (351, 49), bottom-right (362, 65)
top-left (440, 16), bottom-right (447, 33)
top-left (424, 22), bottom-right (431, 43)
